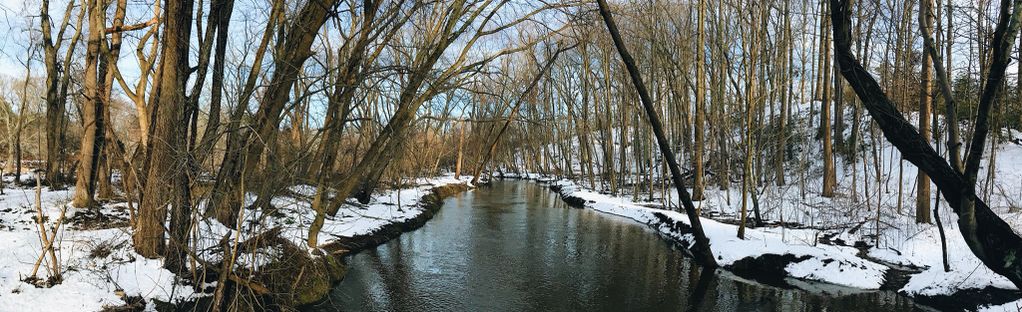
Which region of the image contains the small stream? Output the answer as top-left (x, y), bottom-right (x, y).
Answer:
top-left (307, 181), bottom-right (928, 311)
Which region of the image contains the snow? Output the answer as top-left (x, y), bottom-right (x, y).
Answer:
top-left (0, 185), bottom-right (195, 312)
top-left (501, 101), bottom-right (1022, 304)
top-left (885, 224), bottom-right (1017, 296)
top-left (0, 174), bottom-right (472, 311)
top-left (553, 179), bottom-right (888, 289)
top-left (275, 175), bottom-right (471, 249)
top-left (981, 299), bottom-right (1022, 312)
top-left (0, 226), bottom-right (195, 311)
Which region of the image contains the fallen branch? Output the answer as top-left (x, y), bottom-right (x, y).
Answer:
top-left (28, 173), bottom-right (66, 284)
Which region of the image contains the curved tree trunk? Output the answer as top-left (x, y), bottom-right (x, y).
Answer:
top-left (830, 0), bottom-right (1022, 288)
top-left (96, 0), bottom-right (128, 201)
top-left (307, 1), bottom-right (381, 248)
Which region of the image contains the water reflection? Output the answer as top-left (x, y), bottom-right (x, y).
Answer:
top-left (308, 182), bottom-right (926, 312)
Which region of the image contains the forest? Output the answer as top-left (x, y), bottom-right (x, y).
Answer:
top-left (1, 0), bottom-right (1022, 311)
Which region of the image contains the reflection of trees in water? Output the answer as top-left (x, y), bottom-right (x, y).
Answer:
top-left (687, 266), bottom-right (716, 312)
top-left (323, 182), bottom-right (924, 311)
top-left (365, 238), bottom-right (412, 311)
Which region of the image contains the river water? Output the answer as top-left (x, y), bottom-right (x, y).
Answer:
top-left (307, 181), bottom-right (926, 311)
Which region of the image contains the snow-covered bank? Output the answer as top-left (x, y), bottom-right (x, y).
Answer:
top-left (193, 175), bottom-right (474, 258)
top-left (0, 174), bottom-right (472, 311)
top-left (544, 177), bottom-right (887, 289)
top-left (499, 101), bottom-right (1022, 310)
top-left (500, 172), bottom-right (1021, 310)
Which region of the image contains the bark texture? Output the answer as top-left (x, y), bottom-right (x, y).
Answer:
top-left (134, 0), bottom-right (195, 263)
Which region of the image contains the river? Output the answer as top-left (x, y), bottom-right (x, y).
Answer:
top-left (307, 181), bottom-right (926, 311)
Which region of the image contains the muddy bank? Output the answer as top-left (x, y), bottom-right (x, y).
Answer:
top-left (912, 287), bottom-right (1021, 311)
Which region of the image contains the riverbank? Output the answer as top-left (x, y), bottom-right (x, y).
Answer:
top-left (498, 172), bottom-right (1022, 311)
top-left (319, 182), bottom-right (472, 257)
top-left (0, 174), bottom-right (473, 311)
top-left (293, 178), bottom-right (473, 307)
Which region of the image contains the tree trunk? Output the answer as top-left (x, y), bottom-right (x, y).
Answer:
top-left (95, 0), bottom-right (128, 201)
top-left (193, 0), bottom-right (236, 166)
top-left (916, 0), bottom-right (935, 223)
top-left (71, 0), bottom-right (107, 208)
top-left (134, 0), bottom-right (194, 268)
top-left (776, 0), bottom-right (792, 187)
top-left (693, 0), bottom-right (707, 200)
top-left (597, 0), bottom-right (716, 267)
top-left (41, 0), bottom-right (81, 187)
top-left (821, 1), bottom-right (837, 198)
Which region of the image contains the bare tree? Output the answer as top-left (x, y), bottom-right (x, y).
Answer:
top-left (40, 0), bottom-right (85, 187)
top-left (210, 0), bottom-right (340, 227)
top-left (916, 0), bottom-right (935, 223)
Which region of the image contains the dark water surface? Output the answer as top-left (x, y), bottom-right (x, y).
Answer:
top-left (308, 181), bottom-right (926, 311)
